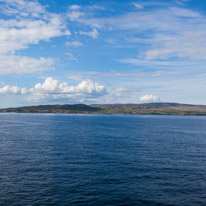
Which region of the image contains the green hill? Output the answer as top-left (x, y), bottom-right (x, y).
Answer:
top-left (0, 104), bottom-right (102, 113)
top-left (1, 103), bottom-right (206, 115)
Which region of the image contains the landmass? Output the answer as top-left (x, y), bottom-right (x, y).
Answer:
top-left (1, 103), bottom-right (206, 115)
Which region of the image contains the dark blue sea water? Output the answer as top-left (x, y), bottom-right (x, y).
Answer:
top-left (0, 114), bottom-right (206, 206)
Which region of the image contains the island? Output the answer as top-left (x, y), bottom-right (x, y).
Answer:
top-left (1, 103), bottom-right (206, 115)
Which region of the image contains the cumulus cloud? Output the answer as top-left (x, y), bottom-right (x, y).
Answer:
top-left (80, 28), bottom-right (99, 38)
top-left (0, 77), bottom-right (107, 101)
top-left (140, 94), bottom-right (160, 102)
top-left (30, 78), bottom-right (107, 100)
top-left (0, 85), bottom-right (27, 95)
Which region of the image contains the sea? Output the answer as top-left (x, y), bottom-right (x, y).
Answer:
top-left (0, 113), bottom-right (206, 206)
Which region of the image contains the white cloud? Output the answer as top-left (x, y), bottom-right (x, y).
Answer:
top-left (31, 77), bottom-right (58, 92)
top-left (0, 85), bottom-right (27, 95)
top-left (80, 28), bottom-right (99, 38)
top-left (30, 78), bottom-right (107, 100)
top-left (65, 41), bottom-right (83, 47)
top-left (0, 15), bottom-right (66, 54)
top-left (0, 0), bottom-right (68, 54)
top-left (143, 31), bottom-right (206, 60)
top-left (0, 55), bottom-right (54, 74)
top-left (69, 5), bottom-right (81, 10)
top-left (176, 0), bottom-right (191, 6)
top-left (65, 53), bottom-right (78, 62)
top-left (67, 11), bottom-right (84, 21)
top-left (71, 5), bottom-right (206, 61)
top-left (0, 0), bottom-right (70, 74)
top-left (0, 77), bottom-right (107, 101)
top-left (140, 94), bottom-right (160, 102)
top-left (133, 2), bottom-right (144, 9)
top-left (64, 30), bottom-right (71, 36)
top-left (0, 0), bottom-right (46, 17)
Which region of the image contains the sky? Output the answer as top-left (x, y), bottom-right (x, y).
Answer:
top-left (0, 0), bottom-right (206, 107)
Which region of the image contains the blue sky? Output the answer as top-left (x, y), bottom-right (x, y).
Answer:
top-left (0, 0), bottom-right (206, 107)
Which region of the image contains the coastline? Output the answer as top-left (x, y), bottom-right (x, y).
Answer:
top-left (1, 103), bottom-right (206, 116)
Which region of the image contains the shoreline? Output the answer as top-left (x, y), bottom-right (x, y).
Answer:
top-left (1, 111), bottom-right (206, 116)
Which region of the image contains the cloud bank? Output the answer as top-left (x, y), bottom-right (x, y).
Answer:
top-left (0, 77), bottom-right (107, 102)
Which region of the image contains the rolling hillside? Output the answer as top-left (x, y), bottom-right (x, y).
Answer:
top-left (1, 102), bottom-right (206, 115)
